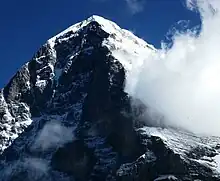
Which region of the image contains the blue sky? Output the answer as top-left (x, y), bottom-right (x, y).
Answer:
top-left (0, 0), bottom-right (200, 88)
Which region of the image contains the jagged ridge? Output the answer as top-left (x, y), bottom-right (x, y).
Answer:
top-left (0, 15), bottom-right (220, 181)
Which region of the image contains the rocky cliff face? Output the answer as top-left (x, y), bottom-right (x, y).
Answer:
top-left (0, 15), bottom-right (220, 181)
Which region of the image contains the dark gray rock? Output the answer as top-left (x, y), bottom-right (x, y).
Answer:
top-left (0, 15), bottom-right (220, 181)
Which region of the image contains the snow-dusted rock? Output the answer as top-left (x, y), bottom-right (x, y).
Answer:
top-left (0, 15), bottom-right (219, 181)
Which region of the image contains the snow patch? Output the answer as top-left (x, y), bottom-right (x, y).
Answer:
top-left (154, 175), bottom-right (178, 181)
top-left (214, 154), bottom-right (220, 173)
top-left (35, 79), bottom-right (47, 90)
top-left (138, 126), bottom-right (220, 159)
top-left (54, 68), bottom-right (62, 81)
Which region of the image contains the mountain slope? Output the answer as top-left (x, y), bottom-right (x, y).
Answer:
top-left (0, 15), bottom-right (220, 181)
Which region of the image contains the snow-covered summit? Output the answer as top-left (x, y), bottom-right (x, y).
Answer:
top-left (47, 15), bottom-right (156, 74)
top-left (48, 15), bottom-right (155, 50)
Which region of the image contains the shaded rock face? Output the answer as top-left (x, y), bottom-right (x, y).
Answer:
top-left (0, 15), bottom-right (220, 181)
top-left (51, 140), bottom-right (96, 181)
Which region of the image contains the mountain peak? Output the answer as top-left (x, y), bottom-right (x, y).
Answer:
top-left (1, 15), bottom-right (220, 181)
top-left (87, 14), bottom-right (112, 24)
top-left (48, 15), bottom-right (155, 52)
top-left (47, 15), bottom-right (115, 46)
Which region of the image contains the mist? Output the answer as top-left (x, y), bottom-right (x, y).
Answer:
top-left (0, 121), bottom-right (75, 180)
top-left (126, 0), bottom-right (220, 136)
top-left (1, 158), bottom-right (49, 181)
top-left (32, 121), bottom-right (75, 151)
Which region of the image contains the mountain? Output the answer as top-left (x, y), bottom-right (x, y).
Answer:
top-left (0, 15), bottom-right (220, 181)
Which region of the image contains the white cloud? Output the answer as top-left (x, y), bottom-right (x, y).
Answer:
top-left (32, 121), bottom-right (75, 151)
top-left (125, 0), bottom-right (145, 14)
top-left (126, 0), bottom-right (220, 136)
